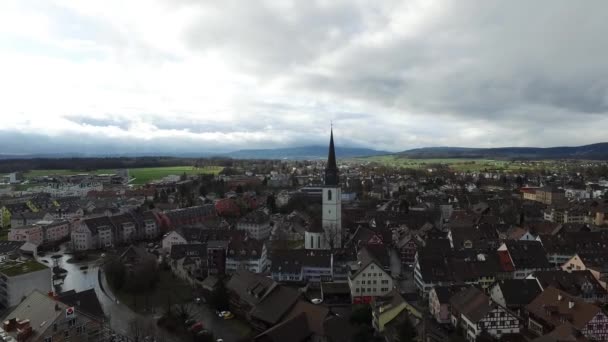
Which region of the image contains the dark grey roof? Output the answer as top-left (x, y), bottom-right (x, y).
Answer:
top-left (254, 312), bottom-right (311, 342)
top-left (533, 270), bottom-right (608, 298)
top-left (495, 279), bottom-right (543, 306)
top-left (58, 289), bottom-right (104, 319)
top-left (170, 244), bottom-right (207, 260)
top-left (505, 240), bottom-right (551, 269)
top-left (0, 241), bottom-right (25, 255)
top-left (249, 285), bottom-right (301, 325)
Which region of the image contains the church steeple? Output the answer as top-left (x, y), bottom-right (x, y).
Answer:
top-left (325, 127), bottom-right (339, 186)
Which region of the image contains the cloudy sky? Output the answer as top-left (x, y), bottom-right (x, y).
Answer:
top-left (1, 0), bottom-right (608, 155)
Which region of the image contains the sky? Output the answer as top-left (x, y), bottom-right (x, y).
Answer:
top-left (1, 0), bottom-right (608, 155)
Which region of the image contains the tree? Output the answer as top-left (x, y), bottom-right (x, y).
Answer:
top-left (180, 172), bottom-right (187, 181)
top-left (351, 326), bottom-right (373, 342)
top-left (396, 318), bottom-right (417, 342)
top-left (104, 256), bottom-right (126, 290)
top-left (127, 317), bottom-right (156, 342)
top-left (349, 305), bottom-right (372, 326)
top-left (209, 280), bottom-right (230, 311)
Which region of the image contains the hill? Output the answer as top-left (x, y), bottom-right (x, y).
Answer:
top-left (398, 143), bottom-right (608, 160)
top-left (219, 145), bottom-right (389, 160)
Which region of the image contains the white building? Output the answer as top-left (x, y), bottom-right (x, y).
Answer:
top-left (348, 259), bottom-right (394, 304)
top-left (225, 239), bottom-right (267, 274)
top-left (161, 230), bottom-right (188, 252)
top-left (236, 209), bottom-right (271, 240)
top-left (0, 259), bottom-right (52, 308)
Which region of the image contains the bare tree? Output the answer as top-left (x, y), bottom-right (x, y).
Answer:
top-left (127, 317), bottom-right (156, 342)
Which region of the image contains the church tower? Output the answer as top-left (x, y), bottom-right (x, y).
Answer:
top-left (321, 128), bottom-right (342, 249)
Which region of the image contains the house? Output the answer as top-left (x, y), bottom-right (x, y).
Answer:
top-left (348, 246), bottom-right (394, 304)
top-left (0, 259), bottom-right (52, 308)
top-left (562, 253), bottom-right (608, 288)
top-left (237, 209), bottom-right (271, 240)
top-left (489, 279), bottom-right (542, 315)
top-left (395, 233), bottom-right (419, 265)
top-left (429, 285), bottom-right (468, 324)
top-left (71, 216), bottom-right (115, 250)
top-left (226, 270), bottom-right (300, 332)
top-left (450, 287), bottom-right (520, 341)
top-left (169, 243), bottom-right (208, 283)
top-left (371, 290), bottom-right (410, 333)
top-left (164, 205), bottom-right (216, 228)
top-left (57, 289), bottom-right (105, 320)
top-left (2, 290), bottom-right (106, 341)
top-left (8, 224), bottom-right (43, 245)
top-left (0, 241), bottom-right (26, 262)
top-left (526, 286), bottom-right (608, 341)
top-left (161, 230), bottom-right (188, 251)
top-left (10, 211), bottom-right (55, 228)
top-left (40, 220), bottom-right (71, 245)
top-left (226, 237), bottom-right (268, 274)
top-left (270, 249), bottom-right (333, 283)
top-left (497, 240), bottom-right (552, 279)
top-left (530, 270), bottom-right (608, 303)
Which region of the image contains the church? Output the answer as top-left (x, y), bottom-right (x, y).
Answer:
top-left (305, 128), bottom-right (342, 250)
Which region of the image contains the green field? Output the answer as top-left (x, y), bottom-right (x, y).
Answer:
top-left (129, 166), bottom-right (223, 184)
top-left (354, 155), bottom-right (544, 172)
top-left (18, 166), bottom-right (223, 185)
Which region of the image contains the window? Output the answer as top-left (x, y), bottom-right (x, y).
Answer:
top-left (64, 330), bottom-right (70, 337)
top-left (497, 330), bottom-right (502, 335)
top-left (368, 288), bottom-right (371, 292)
top-left (310, 235), bottom-right (313, 247)
top-left (328, 190), bottom-right (332, 201)
top-left (356, 288), bottom-right (360, 293)
top-left (68, 318), bottom-right (76, 327)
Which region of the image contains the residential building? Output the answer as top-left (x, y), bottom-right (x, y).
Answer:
top-left (489, 279), bottom-right (542, 315)
top-left (226, 270), bottom-right (301, 332)
top-left (531, 270), bottom-right (608, 303)
top-left (348, 246), bottom-right (394, 304)
top-left (226, 238), bottom-right (268, 274)
top-left (526, 286), bottom-right (608, 341)
top-left (450, 287), bottom-right (520, 341)
top-left (237, 209), bottom-right (271, 240)
top-left (372, 290), bottom-right (414, 333)
top-left (429, 285), bottom-right (467, 324)
top-left (8, 224), bottom-right (43, 246)
top-left (270, 249), bottom-right (334, 283)
top-left (497, 240), bottom-right (552, 279)
top-left (10, 211), bottom-right (54, 228)
top-left (0, 259), bottom-right (52, 308)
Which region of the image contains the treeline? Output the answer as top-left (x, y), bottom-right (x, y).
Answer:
top-left (0, 156), bottom-right (236, 173)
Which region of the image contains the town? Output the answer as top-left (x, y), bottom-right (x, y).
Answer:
top-left (0, 129), bottom-right (607, 342)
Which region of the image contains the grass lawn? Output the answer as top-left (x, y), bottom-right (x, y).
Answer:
top-left (129, 166), bottom-right (223, 185)
top-left (113, 269), bottom-right (193, 314)
top-left (22, 169), bottom-right (115, 178)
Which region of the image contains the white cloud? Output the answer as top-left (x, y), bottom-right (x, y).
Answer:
top-left (0, 0), bottom-right (607, 154)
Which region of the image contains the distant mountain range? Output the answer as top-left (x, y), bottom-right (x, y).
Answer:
top-left (2, 143), bottom-right (608, 160)
top-left (397, 142), bottom-right (608, 160)
top-left (0, 145), bottom-right (389, 160)
top-left (219, 145), bottom-right (389, 160)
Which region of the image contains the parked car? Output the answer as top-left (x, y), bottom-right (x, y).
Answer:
top-left (311, 298), bottom-right (323, 305)
top-left (189, 322), bottom-right (204, 333)
top-left (222, 311), bottom-right (234, 320)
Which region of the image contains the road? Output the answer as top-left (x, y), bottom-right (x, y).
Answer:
top-left (38, 247), bottom-right (250, 342)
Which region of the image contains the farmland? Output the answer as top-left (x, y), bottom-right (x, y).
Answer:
top-left (128, 166), bottom-right (223, 184)
top-left (18, 166), bottom-right (224, 185)
top-left (351, 155), bottom-right (565, 172)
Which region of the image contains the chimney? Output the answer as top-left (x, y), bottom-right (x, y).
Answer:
top-left (568, 301), bottom-right (575, 309)
top-left (4, 318), bottom-right (17, 331)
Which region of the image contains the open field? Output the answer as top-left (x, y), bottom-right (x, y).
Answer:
top-left (16, 166), bottom-right (223, 185)
top-left (352, 155), bottom-right (565, 172)
top-left (129, 166), bottom-right (223, 184)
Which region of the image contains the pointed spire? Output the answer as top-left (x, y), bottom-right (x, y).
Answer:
top-left (327, 127), bottom-right (337, 170)
top-left (325, 126), bottom-right (339, 186)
